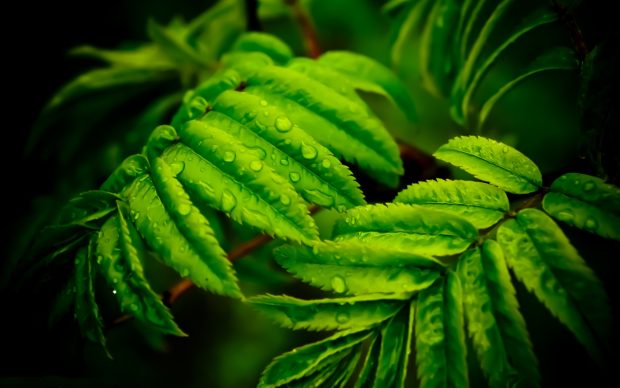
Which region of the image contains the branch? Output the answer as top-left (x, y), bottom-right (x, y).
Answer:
top-left (286, 0), bottom-right (321, 58)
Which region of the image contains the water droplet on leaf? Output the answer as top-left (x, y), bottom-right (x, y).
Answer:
top-left (289, 172), bottom-right (301, 182)
top-left (301, 143), bottom-right (317, 160)
top-left (331, 276), bottom-right (347, 293)
top-left (250, 160), bottom-right (264, 172)
top-left (275, 116), bottom-right (292, 132)
top-left (223, 151), bottom-right (236, 163)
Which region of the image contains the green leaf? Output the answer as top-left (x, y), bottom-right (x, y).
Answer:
top-left (29, 68), bottom-right (171, 153)
top-left (332, 203), bottom-right (478, 256)
top-left (96, 205), bottom-right (185, 336)
top-left (74, 240), bottom-right (109, 357)
top-left (243, 66), bottom-right (404, 187)
top-left (207, 90), bottom-right (365, 210)
top-left (321, 348), bottom-right (362, 388)
top-left (259, 329), bottom-right (372, 387)
top-left (287, 57), bottom-right (372, 108)
top-left (543, 173), bottom-right (620, 241)
top-left (317, 51), bottom-right (417, 121)
top-left (71, 44), bottom-right (174, 68)
top-left (395, 179), bottom-right (509, 229)
top-left (275, 240), bottom-right (442, 295)
top-left (434, 136), bottom-right (542, 194)
top-left (147, 19), bottom-right (209, 67)
top-left (497, 208), bottom-right (611, 361)
top-left (248, 294), bottom-right (404, 331)
top-left (231, 32), bottom-right (293, 65)
top-left (355, 334), bottom-right (381, 388)
top-left (458, 241), bottom-right (539, 388)
top-left (167, 122), bottom-right (319, 243)
top-left (123, 174), bottom-right (240, 297)
top-left (101, 155), bottom-right (151, 193)
top-left (374, 300), bottom-right (414, 387)
top-left (417, 0), bottom-right (460, 96)
top-left (415, 272), bottom-right (468, 388)
top-left (476, 46), bottom-right (578, 130)
top-left (451, 5), bottom-right (558, 125)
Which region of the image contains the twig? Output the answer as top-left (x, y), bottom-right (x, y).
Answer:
top-left (286, 0), bottom-right (321, 58)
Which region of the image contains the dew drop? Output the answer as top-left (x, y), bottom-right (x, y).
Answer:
top-left (280, 195), bottom-right (291, 206)
top-left (502, 146), bottom-right (509, 153)
top-left (321, 159), bottom-right (331, 169)
top-left (280, 157), bottom-right (289, 166)
top-left (556, 211), bottom-right (573, 222)
top-left (583, 182), bottom-right (595, 192)
top-left (289, 172), bottom-right (301, 183)
top-left (335, 311), bottom-right (350, 324)
top-left (221, 190), bottom-right (237, 212)
top-left (178, 203), bottom-right (191, 216)
top-left (301, 143), bottom-right (318, 160)
top-left (331, 276), bottom-right (347, 293)
top-left (112, 289), bottom-right (117, 294)
top-left (260, 100), bottom-right (268, 107)
top-left (275, 116), bottom-right (293, 132)
top-left (223, 151), bottom-right (236, 163)
top-left (250, 160), bottom-right (264, 172)
top-left (584, 218), bottom-right (598, 231)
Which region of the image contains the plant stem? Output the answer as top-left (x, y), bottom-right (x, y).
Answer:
top-left (286, 0), bottom-right (321, 58)
top-left (245, 0), bottom-right (261, 31)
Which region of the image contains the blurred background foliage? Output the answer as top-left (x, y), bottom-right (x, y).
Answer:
top-left (1, 0), bottom-right (618, 386)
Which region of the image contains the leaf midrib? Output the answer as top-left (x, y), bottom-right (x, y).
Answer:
top-left (439, 147), bottom-right (539, 190)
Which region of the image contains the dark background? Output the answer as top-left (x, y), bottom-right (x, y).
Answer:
top-left (1, 0), bottom-right (618, 387)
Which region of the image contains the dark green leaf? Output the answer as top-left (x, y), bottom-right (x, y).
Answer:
top-left (74, 240), bottom-right (109, 357)
top-left (259, 329), bottom-right (372, 387)
top-left (497, 209), bottom-right (611, 361)
top-left (415, 272), bottom-right (468, 388)
top-left (543, 173), bottom-right (620, 241)
top-left (458, 241), bottom-right (539, 387)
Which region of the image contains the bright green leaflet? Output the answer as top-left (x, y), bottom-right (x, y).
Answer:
top-left (458, 241), bottom-right (539, 388)
top-left (543, 172), bottom-right (620, 241)
top-left (74, 240), bottom-right (108, 357)
top-left (497, 208), bottom-right (611, 362)
top-left (317, 51), bottom-right (417, 121)
top-left (123, 175), bottom-right (240, 297)
top-left (171, 121), bottom-right (318, 243)
top-left (434, 136), bottom-right (542, 194)
top-left (332, 203), bottom-right (478, 256)
top-left (248, 294), bottom-right (404, 331)
top-left (259, 329), bottom-right (372, 387)
top-left (415, 272), bottom-right (468, 388)
top-left (374, 301), bottom-right (414, 387)
top-left (395, 179), bottom-right (509, 229)
top-left (208, 90), bottom-right (365, 210)
top-left (243, 65), bottom-right (404, 186)
top-left (275, 240), bottom-right (442, 295)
